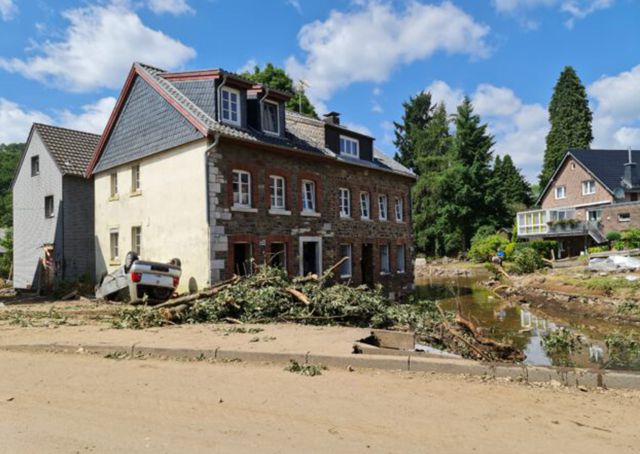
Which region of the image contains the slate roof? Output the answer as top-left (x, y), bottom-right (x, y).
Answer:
top-left (34, 123), bottom-right (101, 176)
top-left (90, 63), bottom-right (414, 179)
top-left (570, 149), bottom-right (640, 191)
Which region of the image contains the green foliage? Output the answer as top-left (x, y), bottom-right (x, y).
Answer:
top-left (621, 228), bottom-right (640, 249)
top-left (514, 240), bottom-right (557, 259)
top-left (606, 231), bottom-right (622, 242)
top-left (541, 327), bottom-right (582, 366)
top-left (0, 143), bottom-right (23, 227)
top-left (240, 63), bottom-right (317, 118)
top-left (285, 360), bottom-right (327, 377)
top-left (393, 92), bottom-right (437, 172)
top-left (512, 248), bottom-right (544, 274)
top-left (468, 234), bottom-right (509, 263)
top-left (112, 305), bottom-right (166, 329)
top-left (584, 276), bottom-right (640, 293)
top-left (605, 331), bottom-right (640, 369)
top-left (540, 66), bottom-right (593, 188)
top-left (616, 301), bottom-right (640, 316)
top-left (587, 246), bottom-right (610, 254)
top-left (0, 228), bottom-right (12, 277)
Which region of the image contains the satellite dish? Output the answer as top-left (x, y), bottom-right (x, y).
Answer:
top-left (614, 187), bottom-right (626, 200)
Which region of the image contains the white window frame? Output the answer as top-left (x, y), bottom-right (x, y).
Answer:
top-left (339, 135), bottom-right (360, 158)
top-left (110, 230), bottom-right (119, 262)
top-left (131, 226), bottom-right (142, 255)
top-left (270, 175), bottom-right (286, 210)
top-left (339, 244), bottom-right (352, 278)
top-left (131, 164), bottom-right (141, 193)
top-left (360, 192), bottom-right (370, 220)
top-left (378, 194), bottom-right (388, 221)
top-left (555, 185), bottom-right (566, 200)
top-left (380, 244), bottom-right (390, 274)
top-left (396, 244), bottom-right (406, 273)
top-left (110, 172), bottom-right (118, 198)
top-left (618, 212), bottom-right (631, 222)
top-left (339, 188), bottom-right (351, 218)
top-left (395, 197), bottom-right (404, 222)
top-left (262, 100), bottom-right (280, 135)
top-left (301, 180), bottom-right (316, 213)
top-left (582, 180), bottom-right (596, 195)
top-left (221, 87), bottom-right (241, 126)
top-left (232, 170), bottom-right (252, 208)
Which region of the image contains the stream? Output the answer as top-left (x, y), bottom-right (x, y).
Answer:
top-left (415, 275), bottom-right (640, 370)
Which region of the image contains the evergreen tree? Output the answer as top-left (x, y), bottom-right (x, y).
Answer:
top-left (240, 63), bottom-right (317, 118)
top-left (488, 154), bottom-right (532, 229)
top-left (448, 97), bottom-right (495, 249)
top-left (392, 92), bottom-right (434, 172)
top-left (539, 66), bottom-right (593, 188)
top-left (0, 143), bottom-right (23, 227)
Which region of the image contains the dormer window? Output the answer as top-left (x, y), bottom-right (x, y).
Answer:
top-left (340, 136), bottom-right (359, 158)
top-left (221, 87), bottom-right (240, 126)
top-left (262, 100), bottom-right (279, 135)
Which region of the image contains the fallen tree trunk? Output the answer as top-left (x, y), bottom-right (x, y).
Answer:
top-left (154, 277), bottom-right (239, 309)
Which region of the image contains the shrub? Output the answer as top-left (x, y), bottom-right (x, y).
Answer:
top-left (621, 228), bottom-right (640, 249)
top-left (468, 234), bottom-right (509, 263)
top-left (613, 240), bottom-right (626, 251)
top-left (606, 231), bottom-right (621, 242)
top-left (512, 248), bottom-right (544, 274)
top-left (513, 240), bottom-right (557, 259)
top-left (504, 242), bottom-right (516, 259)
top-left (587, 246), bottom-right (610, 254)
top-left (471, 225), bottom-right (496, 243)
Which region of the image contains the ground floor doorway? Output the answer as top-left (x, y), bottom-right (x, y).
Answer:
top-left (361, 243), bottom-right (374, 287)
top-left (299, 237), bottom-right (322, 276)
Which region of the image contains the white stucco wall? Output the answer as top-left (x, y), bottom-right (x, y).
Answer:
top-left (94, 139), bottom-right (210, 292)
top-left (12, 130), bottom-right (63, 289)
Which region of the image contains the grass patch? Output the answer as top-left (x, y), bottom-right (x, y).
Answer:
top-left (285, 360), bottom-right (326, 377)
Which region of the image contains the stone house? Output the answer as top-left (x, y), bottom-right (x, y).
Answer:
top-left (517, 149), bottom-right (640, 257)
top-left (12, 124), bottom-right (98, 290)
top-left (88, 63), bottom-right (416, 296)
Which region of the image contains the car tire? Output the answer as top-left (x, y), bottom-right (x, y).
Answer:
top-left (169, 258), bottom-right (181, 268)
top-left (124, 251), bottom-right (139, 273)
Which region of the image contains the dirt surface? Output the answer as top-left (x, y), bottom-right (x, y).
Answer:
top-left (1, 350), bottom-right (639, 454)
top-left (415, 258), bottom-right (488, 279)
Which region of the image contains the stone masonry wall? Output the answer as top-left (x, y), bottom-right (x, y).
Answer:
top-left (208, 140), bottom-right (415, 296)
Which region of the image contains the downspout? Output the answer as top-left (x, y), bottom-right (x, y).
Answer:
top-left (205, 132), bottom-right (221, 286)
top-left (258, 86), bottom-right (270, 130)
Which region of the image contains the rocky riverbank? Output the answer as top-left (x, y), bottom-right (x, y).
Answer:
top-left (414, 258), bottom-right (488, 280)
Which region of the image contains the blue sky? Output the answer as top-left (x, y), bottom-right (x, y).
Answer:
top-left (0, 0), bottom-right (639, 180)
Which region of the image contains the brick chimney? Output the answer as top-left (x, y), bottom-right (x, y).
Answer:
top-left (323, 111), bottom-right (340, 125)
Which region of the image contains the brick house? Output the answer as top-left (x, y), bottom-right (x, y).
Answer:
top-left (517, 149), bottom-right (640, 257)
top-left (88, 63), bottom-right (416, 296)
top-left (12, 124), bottom-right (98, 290)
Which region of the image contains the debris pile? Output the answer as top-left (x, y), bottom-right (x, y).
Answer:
top-left (113, 264), bottom-right (523, 362)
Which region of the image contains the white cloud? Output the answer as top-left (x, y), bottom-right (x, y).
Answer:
top-left (426, 80), bottom-right (548, 181)
top-left (372, 101), bottom-right (383, 113)
top-left (589, 64), bottom-right (640, 149)
top-left (0, 98), bottom-right (52, 143)
top-left (286, 1), bottom-right (490, 105)
top-left (59, 97), bottom-right (117, 134)
top-left (0, 1), bottom-right (196, 92)
top-left (237, 58), bottom-right (258, 74)
top-left (146, 0), bottom-right (194, 15)
top-left (286, 0), bottom-right (302, 14)
top-left (493, 0), bottom-right (614, 28)
top-left (343, 122), bottom-right (372, 136)
top-left (0, 0), bottom-right (17, 21)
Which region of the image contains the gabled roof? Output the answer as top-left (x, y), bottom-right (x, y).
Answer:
top-left (34, 123), bottom-right (101, 176)
top-left (88, 62), bottom-right (415, 179)
top-left (536, 148), bottom-right (640, 205)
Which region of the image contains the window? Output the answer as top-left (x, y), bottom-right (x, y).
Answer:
top-left (262, 100), bottom-right (279, 134)
top-left (555, 186), bottom-right (566, 199)
top-left (110, 172), bottom-right (118, 197)
top-left (360, 192), bottom-right (370, 219)
top-left (131, 165), bottom-right (140, 192)
top-left (380, 244), bottom-right (390, 274)
top-left (31, 156), bottom-right (39, 176)
top-left (587, 210), bottom-right (602, 222)
top-left (221, 87), bottom-right (240, 125)
top-left (339, 136), bottom-right (359, 157)
top-left (396, 245), bottom-right (406, 273)
top-left (269, 242), bottom-right (286, 270)
top-left (378, 195), bottom-right (388, 221)
top-left (339, 244), bottom-right (352, 278)
top-left (110, 230), bottom-right (119, 262)
top-left (339, 188), bottom-right (351, 218)
top-left (395, 197), bottom-right (404, 222)
top-left (619, 212), bottom-right (631, 222)
top-left (44, 196), bottom-right (54, 218)
top-left (232, 170), bottom-right (251, 207)
top-left (270, 175), bottom-right (285, 209)
top-left (582, 180), bottom-right (596, 195)
top-left (131, 226), bottom-right (141, 255)
top-left (302, 180), bottom-right (316, 212)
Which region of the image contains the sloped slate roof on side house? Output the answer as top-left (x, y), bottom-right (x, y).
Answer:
top-left (89, 62), bottom-right (415, 179)
top-left (34, 124), bottom-right (101, 176)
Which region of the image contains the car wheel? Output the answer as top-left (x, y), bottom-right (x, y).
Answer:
top-left (169, 258), bottom-right (181, 268)
top-left (124, 251), bottom-right (139, 273)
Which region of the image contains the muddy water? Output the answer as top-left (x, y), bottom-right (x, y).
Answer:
top-left (416, 275), bottom-right (640, 370)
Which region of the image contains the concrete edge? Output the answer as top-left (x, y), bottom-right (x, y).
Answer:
top-left (2, 343), bottom-right (639, 390)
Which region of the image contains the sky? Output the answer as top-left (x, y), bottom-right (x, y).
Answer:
top-left (0, 0), bottom-right (639, 181)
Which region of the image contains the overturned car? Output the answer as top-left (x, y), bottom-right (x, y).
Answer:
top-left (96, 252), bottom-right (182, 303)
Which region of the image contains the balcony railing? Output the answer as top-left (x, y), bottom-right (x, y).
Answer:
top-left (517, 209), bottom-right (603, 238)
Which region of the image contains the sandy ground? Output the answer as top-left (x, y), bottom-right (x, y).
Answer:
top-left (1, 351), bottom-right (639, 454)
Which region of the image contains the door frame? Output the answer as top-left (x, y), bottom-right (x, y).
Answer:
top-left (298, 236), bottom-right (323, 276)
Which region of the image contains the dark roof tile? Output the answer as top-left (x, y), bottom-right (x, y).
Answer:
top-left (34, 123), bottom-right (101, 177)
